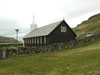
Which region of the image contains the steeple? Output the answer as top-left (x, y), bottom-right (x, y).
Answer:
top-left (30, 16), bottom-right (37, 31)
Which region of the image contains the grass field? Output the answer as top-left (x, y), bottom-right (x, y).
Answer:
top-left (0, 40), bottom-right (100, 75)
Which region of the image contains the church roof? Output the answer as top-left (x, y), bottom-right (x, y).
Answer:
top-left (24, 20), bottom-right (62, 38)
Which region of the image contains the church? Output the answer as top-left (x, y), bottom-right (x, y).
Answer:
top-left (23, 17), bottom-right (77, 47)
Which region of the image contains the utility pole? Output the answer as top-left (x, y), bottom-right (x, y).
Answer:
top-left (15, 29), bottom-right (19, 43)
top-left (15, 29), bottom-right (19, 55)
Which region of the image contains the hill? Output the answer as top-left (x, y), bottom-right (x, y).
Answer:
top-left (0, 38), bottom-right (100, 75)
top-left (73, 13), bottom-right (100, 37)
top-left (0, 36), bottom-right (18, 43)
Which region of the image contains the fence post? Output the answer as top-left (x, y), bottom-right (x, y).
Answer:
top-left (2, 50), bottom-right (6, 59)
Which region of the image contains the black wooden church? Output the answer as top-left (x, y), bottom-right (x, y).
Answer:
top-left (23, 19), bottom-right (76, 47)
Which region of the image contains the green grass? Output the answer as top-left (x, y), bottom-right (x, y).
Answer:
top-left (0, 40), bottom-right (100, 75)
top-left (73, 13), bottom-right (100, 38)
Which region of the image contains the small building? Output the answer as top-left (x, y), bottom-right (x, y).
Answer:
top-left (23, 18), bottom-right (77, 47)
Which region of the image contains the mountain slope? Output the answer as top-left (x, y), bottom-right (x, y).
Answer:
top-left (73, 13), bottom-right (100, 37)
top-left (0, 36), bottom-right (18, 43)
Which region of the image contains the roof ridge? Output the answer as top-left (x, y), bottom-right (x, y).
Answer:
top-left (24, 20), bottom-right (63, 38)
top-left (36, 20), bottom-right (63, 29)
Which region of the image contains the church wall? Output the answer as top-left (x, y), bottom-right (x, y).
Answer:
top-left (24, 36), bottom-right (49, 46)
top-left (48, 21), bottom-right (76, 44)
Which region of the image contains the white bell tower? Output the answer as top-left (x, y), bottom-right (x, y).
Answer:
top-left (30, 16), bottom-right (37, 31)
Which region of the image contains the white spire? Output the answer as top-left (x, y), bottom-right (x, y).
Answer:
top-left (30, 16), bottom-right (37, 31)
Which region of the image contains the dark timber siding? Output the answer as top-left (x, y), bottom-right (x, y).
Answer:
top-left (23, 20), bottom-right (76, 46)
top-left (47, 20), bottom-right (76, 44)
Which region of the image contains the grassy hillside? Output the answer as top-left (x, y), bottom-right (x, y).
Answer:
top-left (0, 36), bottom-right (18, 43)
top-left (73, 13), bottom-right (100, 37)
top-left (0, 39), bottom-right (100, 75)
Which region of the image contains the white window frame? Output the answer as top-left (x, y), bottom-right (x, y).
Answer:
top-left (61, 26), bottom-right (67, 32)
top-left (44, 36), bottom-right (46, 44)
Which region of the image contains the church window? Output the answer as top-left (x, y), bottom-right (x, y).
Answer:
top-left (61, 26), bottom-right (67, 32)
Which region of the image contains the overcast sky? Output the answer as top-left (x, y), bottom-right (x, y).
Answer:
top-left (0, 0), bottom-right (100, 41)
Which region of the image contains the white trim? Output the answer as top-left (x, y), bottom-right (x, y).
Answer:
top-left (44, 36), bottom-right (46, 44)
top-left (61, 26), bottom-right (67, 32)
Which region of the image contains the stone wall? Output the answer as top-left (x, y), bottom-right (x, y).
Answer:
top-left (0, 35), bottom-right (100, 58)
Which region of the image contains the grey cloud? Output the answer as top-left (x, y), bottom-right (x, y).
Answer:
top-left (60, 0), bottom-right (100, 19)
top-left (0, 17), bottom-right (27, 40)
top-left (0, 18), bottom-right (18, 35)
top-left (0, 0), bottom-right (6, 4)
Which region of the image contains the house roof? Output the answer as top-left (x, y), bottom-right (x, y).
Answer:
top-left (24, 20), bottom-right (62, 38)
